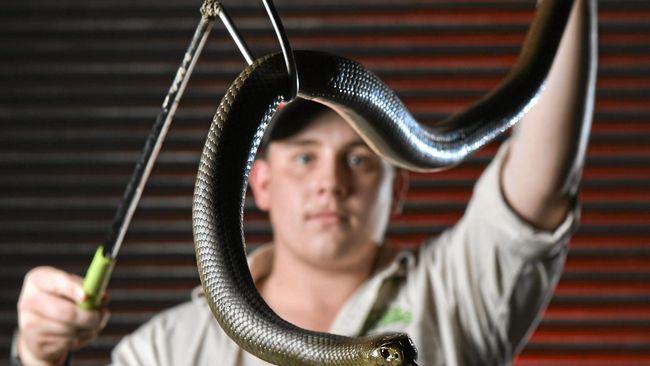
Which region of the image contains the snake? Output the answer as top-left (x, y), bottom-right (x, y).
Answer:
top-left (192, 0), bottom-right (594, 365)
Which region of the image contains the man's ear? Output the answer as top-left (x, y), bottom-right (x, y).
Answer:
top-left (391, 168), bottom-right (410, 217)
top-left (249, 159), bottom-right (271, 211)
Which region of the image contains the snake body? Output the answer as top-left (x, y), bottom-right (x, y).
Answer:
top-left (192, 1), bottom-right (593, 365)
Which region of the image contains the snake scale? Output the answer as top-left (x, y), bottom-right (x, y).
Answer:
top-left (192, 0), bottom-right (595, 365)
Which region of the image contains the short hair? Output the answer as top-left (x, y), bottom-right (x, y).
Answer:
top-left (257, 98), bottom-right (334, 158)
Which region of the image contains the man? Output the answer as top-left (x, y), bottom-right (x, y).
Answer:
top-left (13, 0), bottom-right (593, 364)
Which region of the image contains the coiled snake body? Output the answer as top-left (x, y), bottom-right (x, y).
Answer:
top-left (192, 1), bottom-right (596, 365)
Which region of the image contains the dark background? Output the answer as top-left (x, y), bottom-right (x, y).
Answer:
top-left (1, 0), bottom-right (649, 364)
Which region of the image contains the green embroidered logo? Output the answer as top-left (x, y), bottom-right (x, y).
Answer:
top-left (377, 307), bottom-right (412, 326)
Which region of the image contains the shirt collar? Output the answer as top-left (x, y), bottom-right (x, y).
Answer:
top-left (192, 242), bottom-right (415, 305)
top-left (191, 244), bottom-right (274, 302)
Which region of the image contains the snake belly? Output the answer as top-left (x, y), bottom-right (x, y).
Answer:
top-left (192, 0), bottom-right (586, 364)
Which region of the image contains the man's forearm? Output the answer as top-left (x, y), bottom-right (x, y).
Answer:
top-left (502, 0), bottom-right (597, 230)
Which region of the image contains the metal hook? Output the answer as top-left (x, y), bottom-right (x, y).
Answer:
top-left (202, 0), bottom-right (299, 100)
top-left (201, 1), bottom-right (255, 65)
top-left (261, 0), bottom-right (299, 100)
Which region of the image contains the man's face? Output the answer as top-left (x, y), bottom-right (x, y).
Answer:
top-left (249, 108), bottom-right (404, 270)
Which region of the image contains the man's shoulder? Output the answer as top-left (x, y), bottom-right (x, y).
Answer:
top-left (112, 287), bottom-right (236, 364)
top-left (141, 286), bottom-right (213, 330)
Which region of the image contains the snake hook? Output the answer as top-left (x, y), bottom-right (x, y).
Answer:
top-left (203, 0), bottom-right (300, 100)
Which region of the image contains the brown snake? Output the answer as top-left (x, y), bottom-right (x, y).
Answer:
top-left (192, 1), bottom-right (597, 365)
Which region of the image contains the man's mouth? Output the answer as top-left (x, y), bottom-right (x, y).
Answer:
top-left (306, 211), bottom-right (348, 224)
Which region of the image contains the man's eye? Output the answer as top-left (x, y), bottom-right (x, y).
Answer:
top-left (296, 154), bottom-right (312, 164)
top-left (348, 155), bottom-right (363, 166)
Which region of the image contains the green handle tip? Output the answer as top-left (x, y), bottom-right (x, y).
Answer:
top-left (79, 246), bottom-right (115, 310)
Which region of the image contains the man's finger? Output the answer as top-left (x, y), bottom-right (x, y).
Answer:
top-left (21, 311), bottom-right (78, 338)
top-left (73, 328), bottom-right (101, 350)
top-left (21, 289), bottom-right (102, 330)
top-left (26, 266), bottom-right (86, 303)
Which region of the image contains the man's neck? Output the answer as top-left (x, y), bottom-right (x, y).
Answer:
top-left (257, 242), bottom-right (380, 332)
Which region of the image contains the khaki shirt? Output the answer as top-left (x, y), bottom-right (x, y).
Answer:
top-left (111, 145), bottom-right (577, 366)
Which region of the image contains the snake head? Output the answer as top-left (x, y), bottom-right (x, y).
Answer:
top-left (366, 333), bottom-right (418, 366)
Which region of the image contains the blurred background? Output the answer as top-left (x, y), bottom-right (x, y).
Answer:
top-left (1, 0), bottom-right (648, 364)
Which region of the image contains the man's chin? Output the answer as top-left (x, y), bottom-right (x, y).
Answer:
top-left (302, 236), bottom-right (370, 266)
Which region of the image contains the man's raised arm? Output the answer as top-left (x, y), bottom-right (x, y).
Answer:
top-left (502, 0), bottom-right (596, 230)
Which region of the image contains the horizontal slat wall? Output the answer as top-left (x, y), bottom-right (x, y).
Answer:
top-left (1, 0), bottom-right (648, 365)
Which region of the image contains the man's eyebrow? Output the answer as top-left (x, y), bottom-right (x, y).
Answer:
top-left (281, 139), bottom-right (319, 147)
top-left (346, 140), bottom-right (369, 149)
top-left (281, 138), bottom-right (369, 149)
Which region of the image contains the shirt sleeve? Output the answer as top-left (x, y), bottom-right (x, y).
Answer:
top-left (419, 142), bottom-right (579, 364)
top-left (9, 330), bottom-right (22, 366)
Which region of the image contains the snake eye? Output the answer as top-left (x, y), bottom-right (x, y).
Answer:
top-left (380, 347), bottom-right (391, 359)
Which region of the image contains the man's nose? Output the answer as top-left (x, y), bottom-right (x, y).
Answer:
top-left (315, 157), bottom-right (350, 198)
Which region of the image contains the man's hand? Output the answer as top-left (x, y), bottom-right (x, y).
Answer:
top-left (16, 266), bottom-right (109, 366)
